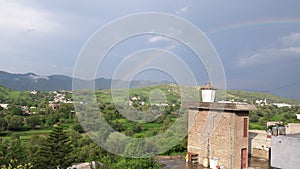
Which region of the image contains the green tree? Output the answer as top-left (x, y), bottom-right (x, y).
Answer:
top-left (71, 123), bottom-right (84, 133)
top-left (25, 135), bottom-right (47, 168)
top-left (1, 160), bottom-right (33, 169)
top-left (0, 117), bottom-right (7, 131)
top-left (4, 115), bottom-right (23, 131)
top-left (56, 103), bottom-right (74, 119)
top-left (9, 106), bottom-right (23, 116)
top-left (0, 139), bottom-right (28, 168)
top-left (125, 123), bottom-right (143, 136)
top-left (45, 112), bottom-right (60, 127)
top-left (111, 121), bottom-right (125, 132)
top-left (36, 126), bottom-right (74, 169)
top-left (26, 115), bottom-right (41, 129)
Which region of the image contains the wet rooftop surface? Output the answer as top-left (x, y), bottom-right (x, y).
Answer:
top-left (159, 157), bottom-right (272, 169)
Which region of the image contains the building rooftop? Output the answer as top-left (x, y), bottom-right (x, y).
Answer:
top-left (284, 133), bottom-right (300, 138)
top-left (187, 102), bottom-right (256, 111)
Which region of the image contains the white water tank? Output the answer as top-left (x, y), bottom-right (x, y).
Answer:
top-left (202, 89), bottom-right (216, 102)
top-left (210, 157), bottom-right (218, 169)
top-left (201, 83), bottom-right (216, 103)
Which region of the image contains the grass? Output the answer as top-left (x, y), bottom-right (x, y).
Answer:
top-left (249, 123), bottom-right (266, 130)
top-left (0, 129), bottom-right (52, 142)
top-left (143, 122), bottom-right (162, 129)
top-left (0, 126), bottom-right (74, 142)
top-left (114, 118), bottom-right (162, 129)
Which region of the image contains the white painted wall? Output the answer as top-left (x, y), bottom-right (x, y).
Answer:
top-left (201, 90), bottom-right (215, 102)
top-left (271, 135), bottom-right (300, 169)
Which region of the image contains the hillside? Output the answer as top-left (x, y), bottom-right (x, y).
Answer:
top-left (226, 90), bottom-right (300, 105)
top-left (1, 70), bottom-right (299, 105)
top-left (0, 80), bottom-right (300, 105)
top-left (0, 70), bottom-right (165, 91)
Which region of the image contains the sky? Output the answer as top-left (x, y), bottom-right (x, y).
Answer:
top-left (1, 0), bottom-right (300, 99)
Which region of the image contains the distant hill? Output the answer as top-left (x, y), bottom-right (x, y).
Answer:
top-left (0, 71), bottom-right (299, 104)
top-left (225, 90), bottom-right (300, 105)
top-left (0, 71), bottom-right (165, 91)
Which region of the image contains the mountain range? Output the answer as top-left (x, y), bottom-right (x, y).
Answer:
top-left (1, 70), bottom-right (299, 104)
top-left (0, 71), bottom-right (164, 91)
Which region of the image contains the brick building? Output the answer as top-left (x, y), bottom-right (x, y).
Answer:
top-left (187, 102), bottom-right (256, 169)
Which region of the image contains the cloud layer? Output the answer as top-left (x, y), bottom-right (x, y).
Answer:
top-left (238, 33), bottom-right (300, 67)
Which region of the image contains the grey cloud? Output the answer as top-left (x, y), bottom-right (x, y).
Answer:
top-left (280, 33), bottom-right (300, 47)
top-left (237, 33), bottom-right (300, 67)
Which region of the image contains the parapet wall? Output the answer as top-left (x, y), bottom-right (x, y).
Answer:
top-left (249, 130), bottom-right (270, 159)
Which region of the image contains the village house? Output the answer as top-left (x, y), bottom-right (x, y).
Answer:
top-left (296, 114), bottom-right (300, 120)
top-left (255, 99), bottom-right (267, 106)
top-left (188, 102), bottom-right (255, 169)
top-left (271, 103), bottom-right (292, 108)
top-left (262, 115), bottom-right (300, 168)
top-left (48, 103), bottom-right (60, 110)
top-left (248, 119), bottom-right (300, 161)
top-left (0, 103), bottom-right (9, 110)
top-left (187, 84), bottom-right (256, 169)
top-left (30, 90), bottom-right (38, 95)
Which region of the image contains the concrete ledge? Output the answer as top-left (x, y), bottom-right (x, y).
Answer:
top-left (187, 102), bottom-right (256, 111)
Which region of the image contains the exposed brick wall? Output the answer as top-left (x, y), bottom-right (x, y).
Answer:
top-left (188, 107), bottom-right (250, 169)
top-left (233, 112), bottom-right (249, 168)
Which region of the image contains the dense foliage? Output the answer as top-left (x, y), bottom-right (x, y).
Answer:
top-left (249, 105), bottom-right (300, 130)
top-left (0, 84), bottom-right (300, 168)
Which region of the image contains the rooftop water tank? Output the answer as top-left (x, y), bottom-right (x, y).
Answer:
top-left (201, 83), bottom-right (216, 103)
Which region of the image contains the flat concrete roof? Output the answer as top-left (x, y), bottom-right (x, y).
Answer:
top-left (187, 102), bottom-right (256, 111)
top-left (285, 133), bottom-right (300, 138)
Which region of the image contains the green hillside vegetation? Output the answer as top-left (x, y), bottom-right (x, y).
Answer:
top-left (226, 90), bottom-right (300, 105)
top-left (0, 85), bottom-right (53, 107)
top-left (220, 89), bottom-right (300, 130)
top-left (1, 84), bottom-right (300, 168)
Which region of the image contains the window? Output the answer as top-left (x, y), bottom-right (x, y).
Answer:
top-left (243, 118), bottom-right (248, 137)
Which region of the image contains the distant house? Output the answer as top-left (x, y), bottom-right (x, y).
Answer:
top-left (68, 162), bottom-right (91, 169)
top-left (296, 114), bottom-right (300, 120)
top-left (255, 99), bottom-right (267, 106)
top-left (0, 104), bottom-right (9, 110)
top-left (30, 106), bottom-right (37, 109)
top-left (30, 90), bottom-right (38, 95)
top-left (249, 122), bottom-right (300, 161)
top-left (271, 103), bottom-right (292, 108)
top-left (21, 106), bottom-right (28, 110)
top-left (48, 103), bottom-right (60, 110)
top-left (131, 96), bottom-right (140, 101)
top-left (218, 100), bottom-right (247, 104)
top-left (66, 100), bottom-right (74, 104)
top-left (126, 100), bottom-right (133, 106)
top-left (267, 121), bottom-right (283, 127)
top-left (285, 123), bottom-right (300, 134)
top-left (150, 103), bottom-right (169, 106)
top-left (68, 161), bottom-right (103, 169)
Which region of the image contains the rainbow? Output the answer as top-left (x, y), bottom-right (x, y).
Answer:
top-left (207, 18), bottom-right (300, 34)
